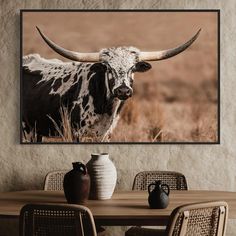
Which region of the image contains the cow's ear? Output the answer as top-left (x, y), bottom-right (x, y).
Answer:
top-left (90, 63), bottom-right (107, 72)
top-left (134, 61), bottom-right (152, 72)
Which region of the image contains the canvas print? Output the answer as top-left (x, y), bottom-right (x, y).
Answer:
top-left (21, 10), bottom-right (219, 143)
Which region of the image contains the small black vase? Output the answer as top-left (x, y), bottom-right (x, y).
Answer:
top-left (148, 180), bottom-right (170, 209)
top-left (63, 162), bottom-right (90, 204)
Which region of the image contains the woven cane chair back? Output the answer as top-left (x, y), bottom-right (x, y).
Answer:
top-left (20, 203), bottom-right (97, 236)
top-left (132, 171), bottom-right (188, 191)
top-left (167, 201), bottom-right (228, 236)
top-left (44, 170), bottom-right (68, 190)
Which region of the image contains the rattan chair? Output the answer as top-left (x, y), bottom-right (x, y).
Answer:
top-left (44, 170), bottom-right (68, 190)
top-left (126, 171), bottom-right (188, 236)
top-left (132, 171), bottom-right (188, 191)
top-left (20, 203), bottom-right (97, 236)
top-left (125, 201), bottom-right (228, 236)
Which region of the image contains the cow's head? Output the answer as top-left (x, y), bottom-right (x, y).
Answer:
top-left (90, 47), bottom-right (152, 100)
top-left (36, 26), bottom-right (201, 100)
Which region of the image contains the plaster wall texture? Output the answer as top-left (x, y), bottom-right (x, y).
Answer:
top-left (0, 0), bottom-right (235, 235)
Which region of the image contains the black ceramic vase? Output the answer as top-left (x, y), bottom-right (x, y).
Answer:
top-left (63, 162), bottom-right (90, 204)
top-left (148, 180), bottom-right (170, 209)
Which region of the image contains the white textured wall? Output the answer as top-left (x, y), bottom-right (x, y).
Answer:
top-left (0, 0), bottom-right (236, 235)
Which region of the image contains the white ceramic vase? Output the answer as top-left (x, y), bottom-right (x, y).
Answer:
top-left (86, 153), bottom-right (117, 200)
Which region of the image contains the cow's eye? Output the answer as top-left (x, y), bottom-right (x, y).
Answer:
top-left (119, 71), bottom-right (125, 76)
top-left (134, 61), bottom-right (152, 72)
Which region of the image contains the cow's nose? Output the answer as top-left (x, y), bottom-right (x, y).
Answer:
top-left (114, 86), bottom-right (133, 100)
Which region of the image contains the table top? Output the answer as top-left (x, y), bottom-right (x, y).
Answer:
top-left (0, 190), bottom-right (236, 226)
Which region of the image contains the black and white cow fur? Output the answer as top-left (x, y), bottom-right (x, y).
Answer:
top-left (22, 47), bottom-right (151, 142)
top-left (22, 27), bottom-right (200, 142)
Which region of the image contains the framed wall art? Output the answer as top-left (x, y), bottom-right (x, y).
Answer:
top-left (20, 10), bottom-right (220, 144)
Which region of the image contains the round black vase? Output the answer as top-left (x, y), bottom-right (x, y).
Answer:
top-left (148, 180), bottom-right (170, 209)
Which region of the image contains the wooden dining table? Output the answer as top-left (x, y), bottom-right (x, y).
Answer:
top-left (0, 190), bottom-right (236, 227)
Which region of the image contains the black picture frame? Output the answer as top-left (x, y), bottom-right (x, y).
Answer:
top-left (20, 9), bottom-right (220, 145)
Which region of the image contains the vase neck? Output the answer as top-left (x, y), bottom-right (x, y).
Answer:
top-left (91, 153), bottom-right (109, 160)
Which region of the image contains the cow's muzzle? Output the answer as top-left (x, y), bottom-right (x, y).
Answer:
top-left (114, 85), bottom-right (133, 100)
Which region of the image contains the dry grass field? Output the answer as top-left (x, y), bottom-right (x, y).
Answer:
top-left (22, 11), bottom-right (218, 143)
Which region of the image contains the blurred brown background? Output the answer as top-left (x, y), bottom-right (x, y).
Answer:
top-left (22, 11), bottom-right (218, 142)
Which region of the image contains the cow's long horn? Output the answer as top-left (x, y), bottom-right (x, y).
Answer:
top-left (139, 29), bottom-right (201, 61)
top-left (36, 26), bottom-right (100, 62)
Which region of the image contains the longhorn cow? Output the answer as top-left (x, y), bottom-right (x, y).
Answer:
top-left (22, 27), bottom-right (201, 142)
